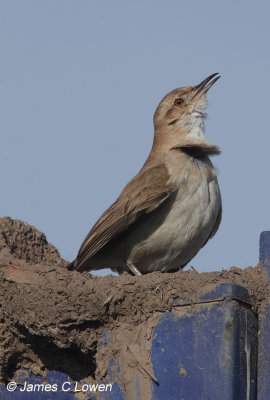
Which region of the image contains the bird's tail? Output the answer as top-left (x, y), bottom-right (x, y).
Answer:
top-left (66, 260), bottom-right (76, 271)
top-left (66, 259), bottom-right (93, 272)
top-left (66, 259), bottom-right (101, 272)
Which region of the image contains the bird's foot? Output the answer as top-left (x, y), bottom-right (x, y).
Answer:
top-left (127, 262), bottom-right (142, 276)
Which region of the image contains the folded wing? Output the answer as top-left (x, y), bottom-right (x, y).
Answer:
top-left (70, 163), bottom-right (177, 270)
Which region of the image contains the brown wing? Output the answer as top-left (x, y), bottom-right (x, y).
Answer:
top-left (72, 163), bottom-right (177, 270)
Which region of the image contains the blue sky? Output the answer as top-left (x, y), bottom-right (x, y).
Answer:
top-left (1, 1), bottom-right (270, 274)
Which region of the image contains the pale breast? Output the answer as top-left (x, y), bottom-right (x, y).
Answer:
top-left (127, 156), bottom-right (221, 273)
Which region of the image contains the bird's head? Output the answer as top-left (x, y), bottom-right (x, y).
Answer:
top-left (153, 73), bottom-right (220, 148)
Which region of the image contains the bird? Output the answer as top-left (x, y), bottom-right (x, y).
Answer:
top-left (67, 73), bottom-right (222, 276)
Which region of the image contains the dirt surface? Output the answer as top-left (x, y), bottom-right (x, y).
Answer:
top-left (0, 217), bottom-right (269, 398)
top-left (0, 217), bottom-right (66, 267)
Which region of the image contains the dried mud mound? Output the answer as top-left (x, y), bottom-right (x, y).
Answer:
top-left (0, 217), bottom-right (269, 397)
top-left (0, 216), bottom-right (66, 267)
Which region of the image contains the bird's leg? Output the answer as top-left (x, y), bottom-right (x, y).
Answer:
top-left (127, 262), bottom-right (142, 276)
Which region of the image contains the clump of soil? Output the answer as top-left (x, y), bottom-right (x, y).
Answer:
top-left (0, 217), bottom-right (269, 399)
top-left (0, 217), bottom-right (66, 267)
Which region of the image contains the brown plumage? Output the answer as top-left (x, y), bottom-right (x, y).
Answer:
top-left (68, 73), bottom-right (222, 275)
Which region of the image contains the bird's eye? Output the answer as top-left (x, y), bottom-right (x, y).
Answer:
top-left (174, 98), bottom-right (184, 106)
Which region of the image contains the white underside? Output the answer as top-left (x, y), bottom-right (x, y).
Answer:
top-left (126, 162), bottom-right (221, 273)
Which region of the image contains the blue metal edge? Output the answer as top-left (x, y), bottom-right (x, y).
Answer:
top-left (257, 231), bottom-right (270, 400)
top-left (173, 282), bottom-right (251, 306)
top-left (260, 231), bottom-right (270, 279)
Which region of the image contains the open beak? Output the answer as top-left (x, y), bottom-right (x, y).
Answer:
top-left (190, 73), bottom-right (221, 102)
